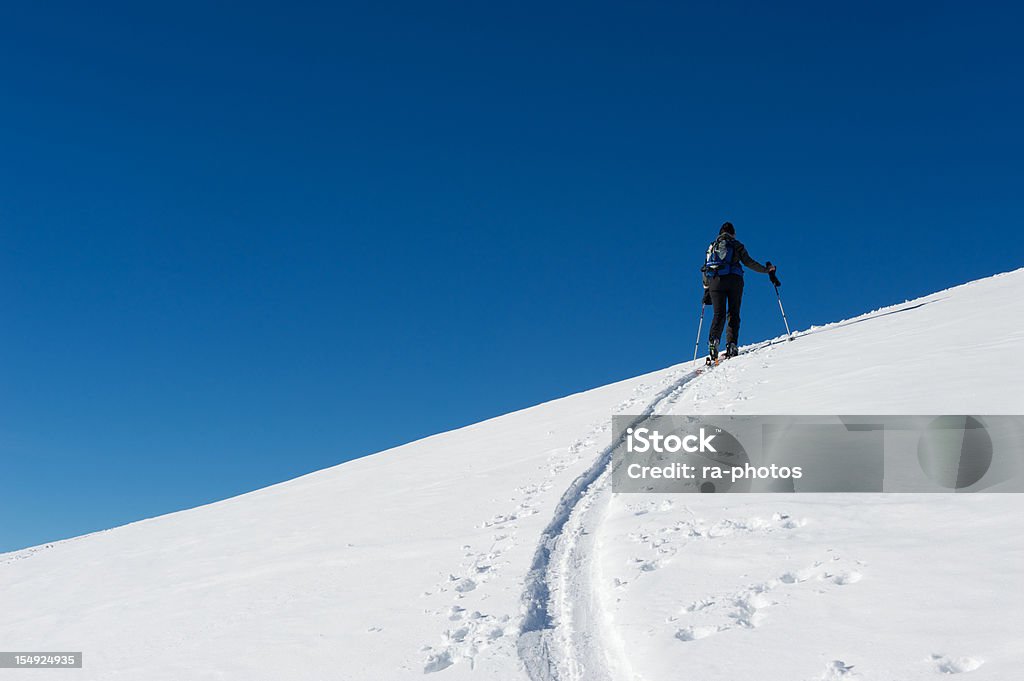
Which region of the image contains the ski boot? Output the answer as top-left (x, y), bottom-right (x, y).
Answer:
top-left (706, 339), bottom-right (719, 366)
top-left (725, 342), bottom-right (738, 358)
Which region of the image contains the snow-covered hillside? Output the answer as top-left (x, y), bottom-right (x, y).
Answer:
top-left (3, 270), bottom-right (1023, 681)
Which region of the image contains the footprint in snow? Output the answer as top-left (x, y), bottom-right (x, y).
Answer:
top-left (675, 624), bottom-right (720, 641)
top-left (445, 627), bottom-right (469, 643)
top-left (780, 568), bottom-right (815, 584)
top-left (828, 570), bottom-right (862, 585)
top-left (423, 651), bottom-right (453, 673)
top-left (629, 557), bottom-right (661, 572)
top-left (684, 598), bottom-right (715, 613)
top-left (454, 578), bottom-right (477, 593)
top-left (932, 654), bottom-right (984, 674)
top-left (820, 660), bottom-right (857, 679)
top-left (421, 611), bottom-right (509, 674)
top-left (729, 590), bottom-right (775, 628)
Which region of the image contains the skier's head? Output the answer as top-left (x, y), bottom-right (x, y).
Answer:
top-left (720, 221), bottom-right (735, 236)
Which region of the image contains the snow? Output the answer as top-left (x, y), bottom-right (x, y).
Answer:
top-left (2, 269), bottom-right (1023, 681)
top-left (599, 494), bottom-right (1019, 681)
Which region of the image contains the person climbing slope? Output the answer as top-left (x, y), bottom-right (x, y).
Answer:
top-left (701, 221), bottom-right (779, 361)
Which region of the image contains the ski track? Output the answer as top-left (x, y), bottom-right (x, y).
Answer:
top-left (419, 372), bottom-right (673, 674)
top-left (516, 362), bottom-right (707, 681)
top-left (422, 340), bottom-right (781, 676)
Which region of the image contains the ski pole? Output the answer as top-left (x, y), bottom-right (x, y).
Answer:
top-left (765, 263), bottom-right (792, 340)
top-left (693, 302), bottom-right (706, 362)
top-left (772, 283), bottom-right (793, 340)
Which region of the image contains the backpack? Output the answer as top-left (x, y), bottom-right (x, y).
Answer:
top-left (703, 236), bottom-right (736, 276)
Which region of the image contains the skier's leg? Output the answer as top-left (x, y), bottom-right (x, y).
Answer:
top-left (708, 286), bottom-right (727, 345)
top-left (725, 278), bottom-right (744, 347)
top-left (707, 282), bottom-right (727, 359)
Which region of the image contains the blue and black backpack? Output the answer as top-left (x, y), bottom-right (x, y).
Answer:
top-left (703, 236), bottom-right (740, 277)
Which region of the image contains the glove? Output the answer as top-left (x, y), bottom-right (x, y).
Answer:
top-left (765, 261), bottom-right (781, 286)
top-left (702, 288), bottom-right (712, 305)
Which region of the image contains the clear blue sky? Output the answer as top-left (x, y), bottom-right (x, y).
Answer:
top-left (2, 1), bottom-right (1022, 552)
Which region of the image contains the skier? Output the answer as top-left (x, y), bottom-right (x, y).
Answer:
top-left (701, 221), bottom-right (778, 361)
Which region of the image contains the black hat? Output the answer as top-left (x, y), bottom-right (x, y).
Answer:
top-left (720, 221), bottom-right (735, 235)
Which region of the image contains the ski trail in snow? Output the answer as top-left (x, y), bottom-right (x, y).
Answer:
top-left (517, 364), bottom-right (705, 681)
top-left (421, 380), bottom-right (658, 673)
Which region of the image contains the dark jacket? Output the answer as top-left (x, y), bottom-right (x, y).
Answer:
top-left (702, 234), bottom-right (768, 287)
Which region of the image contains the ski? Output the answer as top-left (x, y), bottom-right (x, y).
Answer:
top-left (696, 354), bottom-right (731, 374)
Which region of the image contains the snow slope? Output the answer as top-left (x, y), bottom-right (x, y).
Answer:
top-left (2, 269), bottom-right (1023, 681)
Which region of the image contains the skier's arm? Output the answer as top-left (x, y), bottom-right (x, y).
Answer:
top-left (736, 242), bottom-right (769, 274)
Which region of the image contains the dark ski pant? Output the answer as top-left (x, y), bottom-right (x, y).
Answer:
top-left (708, 274), bottom-right (744, 346)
